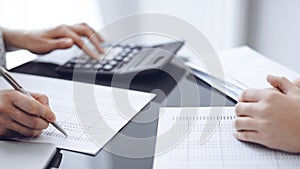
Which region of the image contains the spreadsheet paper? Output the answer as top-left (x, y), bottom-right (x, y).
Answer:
top-left (153, 107), bottom-right (300, 169)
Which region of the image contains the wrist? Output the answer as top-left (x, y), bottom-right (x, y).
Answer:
top-left (2, 28), bottom-right (29, 51)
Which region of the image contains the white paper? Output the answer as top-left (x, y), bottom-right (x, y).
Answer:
top-left (0, 73), bottom-right (155, 155)
top-left (6, 50), bottom-right (37, 70)
top-left (218, 46), bottom-right (299, 89)
top-left (34, 46), bottom-right (81, 65)
top-left (153, 107), bottom-right (300, 169)
top-left (179, 46), bottom-right (299, 101)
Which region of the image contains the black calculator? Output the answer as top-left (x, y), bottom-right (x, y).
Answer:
top-left (55, 41), bottom-right (184, 76)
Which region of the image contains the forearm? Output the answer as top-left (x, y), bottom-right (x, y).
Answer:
top-left (2, 28), bottom-right (29, 51)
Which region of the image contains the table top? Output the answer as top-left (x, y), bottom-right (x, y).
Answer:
top-left (11, 57), bottom-right (235, 169)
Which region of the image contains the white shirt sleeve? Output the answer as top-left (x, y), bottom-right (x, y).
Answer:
top-left (0, 27), bottom-right (6, 68)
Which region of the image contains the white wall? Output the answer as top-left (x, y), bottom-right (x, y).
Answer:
top-left (0, 0), bottom-right (103, 29)
top-left (98, 0), bottom-right (140, 25)
top-left (137, 0), bottom-right (247, 51)
top-left (247, 0), bottom-right (300, 72)
top-left (97, 0), bottom-right (247, 51)
top-left (0, 0), bottom-right (248, 51)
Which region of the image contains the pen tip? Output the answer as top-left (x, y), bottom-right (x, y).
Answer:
top-left (62, 132), bottom-right (68, 137)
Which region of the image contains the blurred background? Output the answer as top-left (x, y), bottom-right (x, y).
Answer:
top-left (0, 0), bottom-right (299, 72)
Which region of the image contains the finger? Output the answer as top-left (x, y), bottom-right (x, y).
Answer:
top-left (292, 77), bottom-right (300, 88)
top-left (81, 46), bottom-right (99, 60)
top-left (9, 122), bottom-right (42, 137)
top-left (71, 26), bottom-right (105, 54)
top-left (46, 38), bottom-right (74, 50)
top-left (235, 102), bottom-right (258, 117)
top-left (234, 117), bottom-right (258, 130)
top-left (11, 107), bottom-right (49, 130)
top-left (11, 92), bottom-right (56, 122)
top-left (239, 89), bottom-right (262, 102)
top-left (234, 130), bottom-right (263, 145)
top-left (267, 75), bottom-right (296, 95)
top-left (73, 23), bottom-right (105, 42)
top-left (70, 24), bottom-right (105, 54)
top-left (30, 93), bottom-right (50, 106)
top-left (52, 25), bottom-right (99, 59)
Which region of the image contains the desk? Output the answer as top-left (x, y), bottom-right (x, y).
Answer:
top-left (11, 57), bottom-right (235, 169)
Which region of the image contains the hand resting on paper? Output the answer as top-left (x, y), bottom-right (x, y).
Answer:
top-left (234, 75), bottom-right (300, 153)
top-left (0, 90), bottom-right (55, 138)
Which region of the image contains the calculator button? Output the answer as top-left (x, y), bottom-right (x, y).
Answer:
top-left (83, 63), bottom-right (93, 69)
top-left (131, 49), bottom-right (139, 54)
top-left (124, 48), bottom-right (131, 53)
top-left (65, 63), bottom-right (73, 67)
top-left (74, 64), bottom-right (82, 68)
top-left (68, 58), bottom-right (77, 64)
top-left (115, 56), bottom-right (123, 61)
top-left (90, 59), bottom-right (98, 64)
top-left (103, 64), bottom-right (113, 71)
top-left (119, 52), bottom-right (127, 57)
top-left (104, 47), bottom-right (123, 60)
top-left (75, 58), bottom-right (88, 64)
top-left (127, 53), bottom-right (134, 58)
top-left (93, 64), bottom-right (103, 69)
top-left (109, 60), bottom-right (118, 66)
top-left (103, 55), bottom-right (114, 61)
top-left (100, 60), bottom-right (108, 65)
top-left (123, 57), bottom-right (130, 63)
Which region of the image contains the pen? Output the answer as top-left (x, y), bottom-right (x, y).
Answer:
top-left (0, 66), bottom-right (68, 137)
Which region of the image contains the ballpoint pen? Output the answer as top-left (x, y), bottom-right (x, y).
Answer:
top-left (0, 66), bottom-right (68, 136)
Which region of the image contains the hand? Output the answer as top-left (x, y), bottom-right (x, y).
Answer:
top-left (293, 77), bottom-right (300, 88)
top-left (3, 23), bottom-right (105, 59)
top-left (234, 75), bottom-right (300, 153)
top-left (0, 90), bottom-right (56, 138)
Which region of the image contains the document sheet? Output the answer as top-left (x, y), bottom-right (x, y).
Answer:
top-left (153, 107), bottom-right (300, 169)
top-left (179, 46), bottom-right (299, 101)
top-left (0, 73), bottom-right (155, 155)
top-left (218, 46), bottom-right (299, 89)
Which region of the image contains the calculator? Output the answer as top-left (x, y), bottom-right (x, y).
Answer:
top-left (55, 41), bottom-right (184, 76)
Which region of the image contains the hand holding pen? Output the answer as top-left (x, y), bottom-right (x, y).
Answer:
top-left (0, 66), bottom-right (67, 138)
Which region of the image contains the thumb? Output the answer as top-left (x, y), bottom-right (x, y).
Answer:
top-left (267, 75), bottom-right (296, 95)
top-left (47, 38), bottom-right (73, 50)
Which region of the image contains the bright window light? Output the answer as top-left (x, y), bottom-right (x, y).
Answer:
top-left (0, 0), bottom-right (103, 30)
